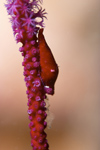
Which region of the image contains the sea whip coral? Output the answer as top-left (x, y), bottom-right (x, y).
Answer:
top-left (5, 0), bottom-right (59, 149)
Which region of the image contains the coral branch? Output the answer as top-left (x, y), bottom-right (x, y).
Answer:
top-left (5, 0), bottom-right (59, 149)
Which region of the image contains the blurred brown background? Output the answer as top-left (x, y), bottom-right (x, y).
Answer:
top-left (0, 0), bottom-right (100, 150)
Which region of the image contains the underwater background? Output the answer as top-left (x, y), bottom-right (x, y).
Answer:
top-left (0, 0), bottom-right (100, 149)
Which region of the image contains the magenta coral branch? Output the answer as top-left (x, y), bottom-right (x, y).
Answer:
top-left (5, 0), bottom-right (59, 149)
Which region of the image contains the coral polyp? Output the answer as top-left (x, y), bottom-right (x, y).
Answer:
top-left (5, 0), bottom-right (59, 149)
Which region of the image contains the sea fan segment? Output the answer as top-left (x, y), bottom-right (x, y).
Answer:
top-left (5, 0), bottom-right (59, 149)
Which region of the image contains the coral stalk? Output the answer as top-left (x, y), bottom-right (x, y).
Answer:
top-left (5, 0), bottom-right (59, 149)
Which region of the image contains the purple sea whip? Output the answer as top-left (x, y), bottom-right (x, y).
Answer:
top-left (5, 0), bottom-right (59, 149)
